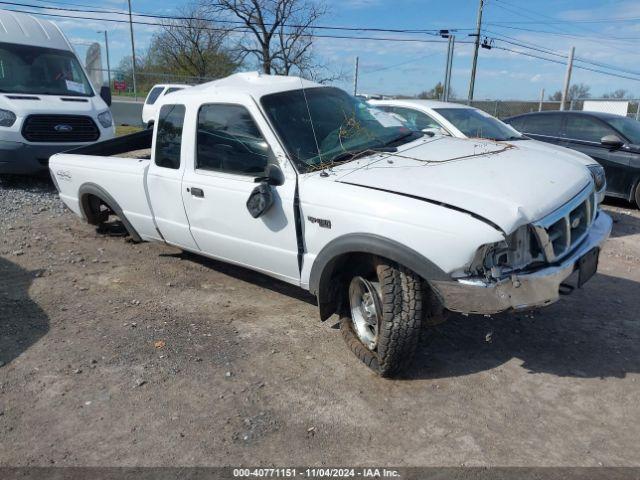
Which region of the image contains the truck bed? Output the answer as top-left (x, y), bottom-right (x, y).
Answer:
top-left (49, 129), bottom-right (160, 242)
top-left (67, 129), bottom-right (153, 159)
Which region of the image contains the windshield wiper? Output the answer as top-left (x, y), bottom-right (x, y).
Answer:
top-left (329, 146), bottom-right (397, 164)
top-left (382, 131), bottom-right (422, 147)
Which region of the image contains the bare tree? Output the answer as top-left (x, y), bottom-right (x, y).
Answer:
top-left (148, 3), bottom-right (239, 79)
top-left (549, 83), bottom-right (591, 101)
top-left (603, 89), bottom-right (628, 99)
top-left (203, 0), bottom-right (326, 76)
top-left (417, 82), bottom-right (445, 99)
top-left (568, 83), bottom-right (591, 100)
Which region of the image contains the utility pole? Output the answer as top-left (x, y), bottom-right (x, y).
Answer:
top-left (443, 36), bottom-right (451, 101)
top-left (560, 46), bottom-right (575, 111)
top-left (538, 88), bottom-right (545, 112)
top-left (353, 56), bottom-right (359, 96)
top-left (127, 0), bottom-right (137, 100)
top-left (467, 0), bottom-right (484, 103)
top-left (443, 35), bottom-right (455, 102)
top-left (99, 30), bottom-right (111, 89)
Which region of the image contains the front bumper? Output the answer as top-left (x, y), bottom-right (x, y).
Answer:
top-left (431, 211), bottom-right (613, 315)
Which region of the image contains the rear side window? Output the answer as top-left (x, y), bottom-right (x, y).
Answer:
top-left (164, 87), bottom-right (184, 95)
top-left (196, 104), bottom-right (271, 176)
top-left (565, 115), bottom-right (617, 143)
top-left (519, 114), bottom-right (562, 137)
top-left (155, 104), bottom-right (185, 170)
top-left (387, 106), bottom-right (441, 131)
top-left (146, 87), bottom-right (165, 105)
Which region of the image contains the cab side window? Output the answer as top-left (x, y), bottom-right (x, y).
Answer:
top-left (154, 104), bottom-right (185, 170)
top-left (565, 115), bottom-right (617, 143)
top-left (197, 104), bottom-right (271, 176)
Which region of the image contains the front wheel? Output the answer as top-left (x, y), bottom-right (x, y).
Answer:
top-left (340, 260), bottom-right (424, 377)
top-left (634, 182), bottom-right (640, 209)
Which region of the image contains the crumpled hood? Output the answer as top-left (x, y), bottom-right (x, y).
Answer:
top-left (332, 136), bottom-right (592, 234)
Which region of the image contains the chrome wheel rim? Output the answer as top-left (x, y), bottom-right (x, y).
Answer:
top-left (349, 276), bottom-right (381, 350)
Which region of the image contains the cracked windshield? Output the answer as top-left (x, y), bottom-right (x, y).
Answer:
top-left (261, 87), bottom-right (420, 171)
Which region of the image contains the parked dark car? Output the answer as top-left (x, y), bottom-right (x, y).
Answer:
top-left (505, 111), bottom-right (640, 207)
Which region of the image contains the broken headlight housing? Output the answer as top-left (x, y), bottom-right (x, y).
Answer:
top-left (468, 225), bottom-right (544, 279)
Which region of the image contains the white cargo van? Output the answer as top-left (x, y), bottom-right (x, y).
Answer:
top-left (0, 9), bottom-right (115, 175)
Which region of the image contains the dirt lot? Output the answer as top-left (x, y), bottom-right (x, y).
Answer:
top-left (1, 175), bottom-right (639, 467)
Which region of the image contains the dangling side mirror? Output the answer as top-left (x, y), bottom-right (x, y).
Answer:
top-left (254, 164), bottom-right (285, 186)
top-left (246, 183), bottom-right (274, 218)
top-left (246, 164), bottom-right (284, 218)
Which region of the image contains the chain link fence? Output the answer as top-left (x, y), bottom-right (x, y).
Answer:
top-left (84, 67), bottom-right (219, 99)
top-left (449, 98), bottom-right (640, 121)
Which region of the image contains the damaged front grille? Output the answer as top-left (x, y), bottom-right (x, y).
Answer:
top-left (532, 185), bottom-right (596, 263)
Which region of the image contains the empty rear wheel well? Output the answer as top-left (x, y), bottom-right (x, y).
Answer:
top-left (80, 193), bottom-right (113, 225)
top-left (78, 183), bottom-right (143, 242)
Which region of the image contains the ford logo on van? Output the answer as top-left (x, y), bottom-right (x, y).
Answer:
top-left (54, 124), bottom-right (73, 132)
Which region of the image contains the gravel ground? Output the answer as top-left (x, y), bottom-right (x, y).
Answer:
top-left (0, 174), bottom-right (639, 467)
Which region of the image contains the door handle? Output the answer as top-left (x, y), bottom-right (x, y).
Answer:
top-left (189, 187), bottom-right (204, 198)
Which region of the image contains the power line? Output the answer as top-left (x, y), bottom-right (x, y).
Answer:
top-left (0, 1), bottom-right (445, 36)
top-left (493, 46), bottom-right (640, 82)
top-left (488, 0), bottom-right (640, 45)
top-left (484, 30), bottom-right (640, 77)
top-left (360, 52), bottom-right (440, 75)
top-left (0, 4), bottom-right (472, 45)
top-left (30, 0), bottom-right (126, 12)
top-left (487, 0), bottom-right (640, 65)
top-left (484, 23), bottom-right (640, 56)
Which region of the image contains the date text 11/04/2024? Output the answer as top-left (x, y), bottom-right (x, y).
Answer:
top-left (232, 468), bottom-right (401, 478)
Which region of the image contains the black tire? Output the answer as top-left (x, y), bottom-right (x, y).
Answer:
top-left (635, 182), bottom-right (640, 209)
top-left (340, 260), bottom-right (424, 377)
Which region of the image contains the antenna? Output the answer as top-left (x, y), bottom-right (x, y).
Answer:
top-left (299, 76), bottom-right (324, 172)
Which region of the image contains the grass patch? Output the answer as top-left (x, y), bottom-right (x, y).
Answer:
top-left (116, 125), bottom-right (143, 136)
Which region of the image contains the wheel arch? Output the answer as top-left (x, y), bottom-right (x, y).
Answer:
top-left (78, 182), bottom-right (143, 242)
top-left (309, 233), bottom-right (448, 320)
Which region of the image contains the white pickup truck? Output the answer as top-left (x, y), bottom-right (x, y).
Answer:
top-left (50, 72), bottom-right (612, 377)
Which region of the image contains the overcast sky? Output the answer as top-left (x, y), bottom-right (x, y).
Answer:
top-left (16, 0), bottom-right (640, 100)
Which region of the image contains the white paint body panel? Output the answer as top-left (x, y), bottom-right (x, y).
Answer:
top-left (50, 72), bottom-right (598, 295)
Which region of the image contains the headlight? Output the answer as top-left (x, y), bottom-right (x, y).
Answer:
top-left (0, 109), bottom-right (16, 127)
top-left (587, 164), bottom-right (606, 192)
top-left (97, 110), bottom-right (113, 128)
top-left (468, 225), bottom-right (542, 278)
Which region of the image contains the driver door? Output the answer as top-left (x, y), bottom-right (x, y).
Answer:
top-left (181, 101), bottom-right (300, 284)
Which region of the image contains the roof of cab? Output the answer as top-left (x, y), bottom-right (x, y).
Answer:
top-left (168, 72), bottom-right (322, 101)
top-left (0, 9), bottom-right (70, 50)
